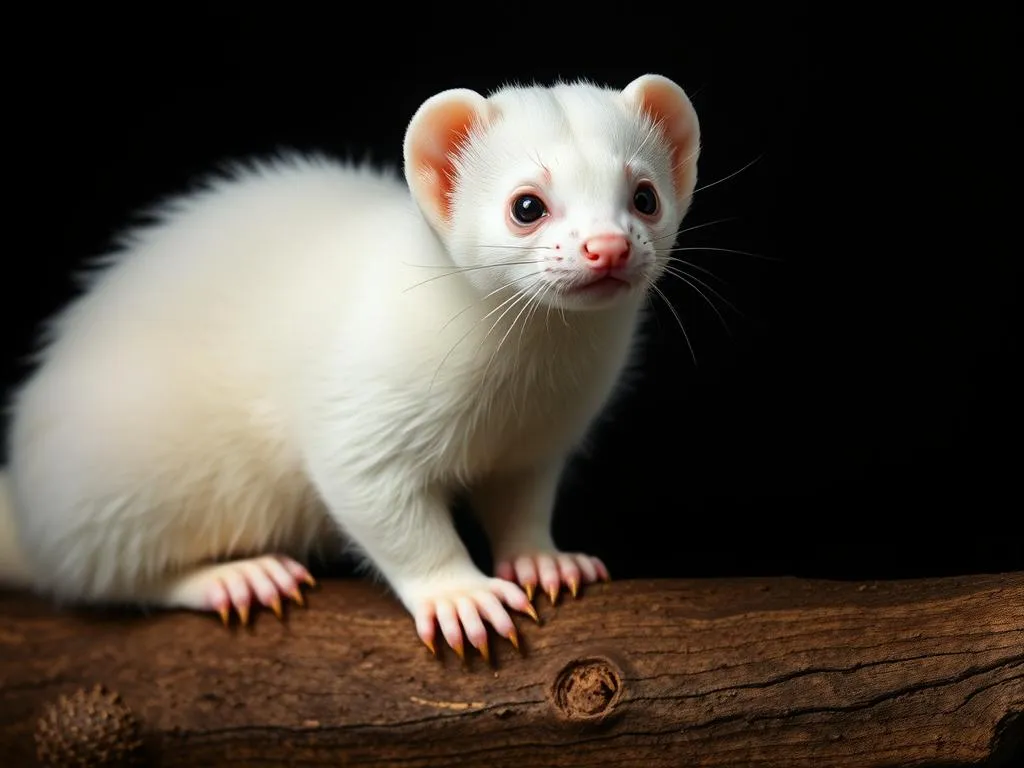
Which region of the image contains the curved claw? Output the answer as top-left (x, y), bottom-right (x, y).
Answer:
top-left (497, 551), bottom-right (610, 609)
top-left (183, 554), bottom-right (316, 628)
top-left (523, 603), bottom-right (540, 623)
top-left (406, 575), bottom-right (539, 661)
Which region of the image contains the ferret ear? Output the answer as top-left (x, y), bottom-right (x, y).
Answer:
top-left (404, 88), bottom-right (491, 234)
top-left (622, 74), bottom-right (701, 203)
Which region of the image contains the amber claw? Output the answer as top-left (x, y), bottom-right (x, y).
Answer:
top-left (546, 586), bottom-right (559, 606)
top-left (301, 573), bottom-right (318, 588)
top-left (288, 588), bottom-right (305, 607)
top-left (238, 604), bottom-right (250, 627)
top-left (478, 639), bottom-right (491, 665)
top-left (523, 603), bottom-right (541, 624)
top-left (270, 596), bottom-right (284, 620)
top-left (524, 583), bottom-right (535, 602)
top-left (217, 605), bottom-right (230, 627)
top-left (507, 628), bottom-right (521, 653)
top-left (569, 580), bottom-right (579, 599)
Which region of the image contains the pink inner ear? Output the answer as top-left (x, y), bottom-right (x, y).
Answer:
top-left (408, 101), bottom-right (483, 226)
top-left (633, 81), bottom-right (699, 198)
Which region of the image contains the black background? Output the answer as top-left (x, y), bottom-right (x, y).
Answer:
top-left (2, 8), bottom-right (1019, 582)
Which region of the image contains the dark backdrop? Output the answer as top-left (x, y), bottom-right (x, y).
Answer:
top-left (2, 8), bottom-right (1018, 581)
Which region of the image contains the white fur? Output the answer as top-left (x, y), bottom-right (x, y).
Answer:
top-left (0, 76), bottom-right (698, 618)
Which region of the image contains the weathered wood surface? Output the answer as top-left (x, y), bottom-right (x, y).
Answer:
top-left (1, 574), bottom-right (1021, 767)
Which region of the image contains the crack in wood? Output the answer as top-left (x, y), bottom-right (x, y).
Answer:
top-left (627, 654), bottom-right (1024, 729)
top-left (634, 644), bottom-right (1024, 686)
top-left (2, 575), bottom-right (1019, 767)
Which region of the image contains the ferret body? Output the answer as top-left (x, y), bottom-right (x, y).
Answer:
top-left (0, 75), bottom-right (700, 655)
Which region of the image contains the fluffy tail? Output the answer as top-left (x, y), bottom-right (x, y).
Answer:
top-left (0, 470), bottom-right (33, 587)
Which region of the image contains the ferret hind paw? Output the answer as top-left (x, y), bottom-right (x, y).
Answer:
top-left (495, 551), bottom-right (610, 606)
top-left (156, 554), bottom-right (316, 627)
top-left (405, 575), bottom-right (536, 663)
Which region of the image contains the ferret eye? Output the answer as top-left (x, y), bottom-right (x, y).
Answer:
top-left (511, 194), bottom-right (547, 225)
top-left (632, 182), bottom-right (659, 216)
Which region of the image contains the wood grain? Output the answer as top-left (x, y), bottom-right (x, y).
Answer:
top-left (1, 574), bottom-right (1021, 767)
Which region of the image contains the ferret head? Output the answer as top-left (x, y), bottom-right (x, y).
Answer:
top-left (404, 74), bottom-right (700, 312)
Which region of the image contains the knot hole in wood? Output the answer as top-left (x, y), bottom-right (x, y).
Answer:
top-left (551, 657), bottom-right (623, 720)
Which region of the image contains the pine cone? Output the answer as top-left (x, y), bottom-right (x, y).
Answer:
top-left (35, 684), bottom-right (143, 767)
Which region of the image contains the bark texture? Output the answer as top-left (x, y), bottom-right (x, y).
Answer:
top-left (1, 574), bottom-right (1021, 767)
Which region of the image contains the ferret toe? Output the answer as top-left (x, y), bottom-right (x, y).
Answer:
top-left (151, 554), bottom-right (315, 627)
top-left (433, 599), bottom-right (466, 661)
top-left (406, 574), bottom-right (538, 662)
top-left (495, 550), bottom-right (611, 606)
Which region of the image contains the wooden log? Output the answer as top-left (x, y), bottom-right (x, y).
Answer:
top-left (1, 573), bottom-right (1021, 767)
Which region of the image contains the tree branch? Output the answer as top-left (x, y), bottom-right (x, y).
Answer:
top-left (2, 574), bottom-right (1021, 767)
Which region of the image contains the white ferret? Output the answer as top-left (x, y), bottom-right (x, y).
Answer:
top-left (0, 74), bottom-right (699, 659)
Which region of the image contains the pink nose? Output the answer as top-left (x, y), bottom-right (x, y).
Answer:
top-left (582, 234), bottom-right (630, 270)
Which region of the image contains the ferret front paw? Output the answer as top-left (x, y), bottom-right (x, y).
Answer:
top-left (163, 554), bottom-right (317, 627)
top-left (398, 573), bottom-right (539, 663)
top-left (495, 551), bottom-right (610, 605)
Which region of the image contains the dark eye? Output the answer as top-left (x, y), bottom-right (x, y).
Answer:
top-left (511, 193), bottom-right (547, 225)
top-left (633, 182), bottom-right (659, 216)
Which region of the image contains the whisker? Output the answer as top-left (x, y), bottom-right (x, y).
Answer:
top-left (659, 255), bottom-right (730, 286)
top-left (646, 216), bottom-right (741, 245)
top-left (543, 281), bottom-right (553, 333)
top-left (649, 283), bottom-right (696, 366)
top-left (402, 260), bottom-right (540, 292)
top-left (506, 281), bottom-right (551, 414)
top-left (492, 279), bottom-right (545, 372)
top-left (671, 144), bottom-right (701, 177)
top-left (627, 118), bottom-right (663, 168)
top-left (476, 245), bottom-right (554, 251)
top-left (661, 265), bottom-right (733, 335)
top-left (688, 154), bottom-right (763, 197)
top-left (661, 261), bottom-right (744, 318)
top-left (480, 282), bottom-right (540, 381)
top-left (657, 245), bottom-right (781, 262)
top-left (403, 258), bottom-right (535, 270)
top-left (429, 274), bottom-right (543, 391)
top-left (528, 148), bottom-right (550, 177)
top-left (440, 271), bottom-right (542, 332)
top-left (519, 279), bottom-right (552, 355)
top-left (557, 293), bottom-right (569, 327)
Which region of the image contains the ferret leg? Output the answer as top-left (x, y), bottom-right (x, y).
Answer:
top-left (473, 465), bottom-right (611, 606)
top-left (315, 478), bottom-right (537, 661)
top-left (148, 554), bottom-right (316, 626)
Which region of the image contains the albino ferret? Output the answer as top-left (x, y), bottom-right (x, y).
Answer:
top-left (0, 74), bottom-right (700, 659)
